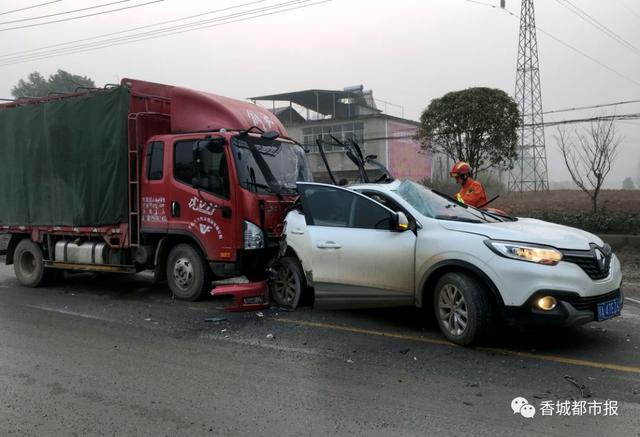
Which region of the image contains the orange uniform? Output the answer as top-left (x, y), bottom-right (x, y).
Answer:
top-left (456, 177), bottom-right (487, 208)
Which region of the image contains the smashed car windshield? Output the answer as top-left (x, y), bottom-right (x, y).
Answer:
top-left (395, 179), bottom-right (497, 222)
top-left (232, 135), bottom-right (313, 194)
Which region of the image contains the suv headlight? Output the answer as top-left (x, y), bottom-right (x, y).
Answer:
top-left (243, 220), bottom-right (264, 250)
top-left (484, 240), bottom-right (563, 265)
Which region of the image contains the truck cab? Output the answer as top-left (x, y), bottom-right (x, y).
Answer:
top-left (1, 78), bottom-right (312, 309)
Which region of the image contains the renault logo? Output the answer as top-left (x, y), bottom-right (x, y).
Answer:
top-left (594, 248), bottom-right (609, 273)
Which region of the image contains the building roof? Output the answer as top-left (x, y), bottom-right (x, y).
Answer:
top-left (249, 88), bottom-right (381, 117)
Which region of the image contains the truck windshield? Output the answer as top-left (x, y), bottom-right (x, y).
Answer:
top-left (395, 179), bottom-right (498, 223)
top-left (232, 135), bottom-right (313, 195)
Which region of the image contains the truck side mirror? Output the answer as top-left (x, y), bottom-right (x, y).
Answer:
top-left (395, 211), bottom-right (410, 232)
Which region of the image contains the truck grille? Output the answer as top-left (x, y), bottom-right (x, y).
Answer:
top-left (561, 244), bottom-right (612, 280)
top-left (562, 290), bottom-right (621, 312)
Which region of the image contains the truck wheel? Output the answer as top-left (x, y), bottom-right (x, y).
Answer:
top-left (14, 239), bottom-right (48, 287)
top-left (166, 244), bottom-right (210, 301)
top-left (269, 257), bottom-right (304, 309)
top-left (433, 272), bottom-right (492, 346)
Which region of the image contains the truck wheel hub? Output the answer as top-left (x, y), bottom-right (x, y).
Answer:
top-left (173, 258), bottom-right (194, 289)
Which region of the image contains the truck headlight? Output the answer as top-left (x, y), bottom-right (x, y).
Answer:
top-left (243, 220), bottom-right (264, 250)
top-left (484, 240), bottom-right (563, 265)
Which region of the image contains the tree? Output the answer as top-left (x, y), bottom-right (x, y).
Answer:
top-left (11, 70), bottom-right (95, 98)
top-left (555, 118), bottom-right (621, 213)
top-left (622, 177), bottom-right (636, 190)
top-left (416, 87), bottom-right (520, 177)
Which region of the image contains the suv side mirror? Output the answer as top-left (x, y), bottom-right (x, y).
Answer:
top-left (395, 211), bottom-right (409, 232)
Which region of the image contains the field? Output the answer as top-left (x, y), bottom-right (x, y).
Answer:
top-left (490, 189), bottom-right (640, 235)
top-left (492, 189), bottom-right (640, 215)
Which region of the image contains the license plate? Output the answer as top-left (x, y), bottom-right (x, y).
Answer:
top-left (597, 298), bottom-right (621, 321)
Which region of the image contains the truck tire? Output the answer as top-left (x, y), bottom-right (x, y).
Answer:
top-left (269, 256), bottom-right (305, 309)
top-left (166, 244), bottom-right (210, 301)
top-left (433, 272), bottom-right (492, 346)
top-left (13, 239), bottom-right (49, 287)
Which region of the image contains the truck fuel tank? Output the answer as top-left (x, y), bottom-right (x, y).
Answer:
top-left (54, 240), bottom-right (108, 265)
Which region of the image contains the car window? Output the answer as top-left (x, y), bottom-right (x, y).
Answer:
top-left (298, 184), bottom-right (394, 230)
top-left (361, 190), bottom-right (415, 227)
top-left (174, 139), bottom-right (230, 199)
top-left (351, 196), bottom-right (394, 229)
top-left (147, 141), bottom-right (164, 180)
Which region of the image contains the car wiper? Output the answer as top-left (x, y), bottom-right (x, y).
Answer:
top-left (435, 215), bottom-right (483, 223)
top-left (431, 190), bottom-right (468, 208)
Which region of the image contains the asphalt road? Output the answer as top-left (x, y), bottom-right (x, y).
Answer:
top-left (0, 263), bottom-right (639, 437)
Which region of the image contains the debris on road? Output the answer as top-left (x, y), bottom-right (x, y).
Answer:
top-left (257, 312), bottom-right (264, 318)
top-left (346, 359), bottom-right (354, 364)
top-left (204, 317), bottom-right (227, 323)
top-left (399, 348), bottom-right (410, 355)
top-left (564, 375), bottom-right (592, 398)
top-left (266, 333), bottom-right (274, 339)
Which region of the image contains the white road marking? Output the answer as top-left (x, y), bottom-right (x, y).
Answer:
top-left (626, 296), bottom-right (640, 305)
top-left (26, 304), bottom-right (119, 323)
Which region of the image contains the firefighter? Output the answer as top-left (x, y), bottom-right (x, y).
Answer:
top-left (450, 161), bottom-right (488, 208)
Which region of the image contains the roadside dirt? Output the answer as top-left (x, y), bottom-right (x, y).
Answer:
top-left (493, 189), bottom-right (640, 215)
top-left (618, 246), bottom-right (640, 298)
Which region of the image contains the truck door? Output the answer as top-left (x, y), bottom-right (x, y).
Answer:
top-left (296, 182), bottom-right (416, 308)
top-left (141, 140), bottom-right (169, 232)
top-left (168, 137), bottom-right (235, 261)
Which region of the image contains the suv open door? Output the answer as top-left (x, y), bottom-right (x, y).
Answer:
top-left (294, 182), bottom-right (415, 308)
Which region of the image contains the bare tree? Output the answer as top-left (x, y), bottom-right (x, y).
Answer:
top-left (555, 118), bottom-right (621, 213)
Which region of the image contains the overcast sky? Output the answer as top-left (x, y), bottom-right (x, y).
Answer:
top-left (0, 0), bottom-right (638, 188)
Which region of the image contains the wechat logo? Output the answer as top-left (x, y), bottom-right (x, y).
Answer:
top-left (511, 397), bottom-right (536, 418)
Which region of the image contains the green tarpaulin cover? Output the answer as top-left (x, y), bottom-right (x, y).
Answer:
top-left (0, 87), bottom-right (130, 226)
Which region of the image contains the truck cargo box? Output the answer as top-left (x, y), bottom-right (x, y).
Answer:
top-left (0, 87), bottom-right (130, 227)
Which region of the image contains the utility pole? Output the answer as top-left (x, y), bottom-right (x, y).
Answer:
top-left (507, 0), bottom-right (549, 192)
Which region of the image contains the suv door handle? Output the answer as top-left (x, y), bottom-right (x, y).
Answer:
top-left (290, 228), bottom-right (305, 235)
top-left (317, 241), bottom-right (341, 249)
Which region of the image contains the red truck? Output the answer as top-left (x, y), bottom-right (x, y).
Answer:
top-left (0, 78), bottom-right (311, 310)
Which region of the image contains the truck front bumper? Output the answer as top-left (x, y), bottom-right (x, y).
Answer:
top-left (502, 288), bottom-right (624, 328)
top-left (211, 280), bottom-right (270, 312)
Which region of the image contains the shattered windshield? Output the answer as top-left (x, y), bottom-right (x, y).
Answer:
top-left (232, 135), bottom-right (313, 195)
top-left (395, 179), bottom-right (497, 223)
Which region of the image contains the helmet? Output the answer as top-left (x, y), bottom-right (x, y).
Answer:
top-left (450, 161), bottom-right (472, 177)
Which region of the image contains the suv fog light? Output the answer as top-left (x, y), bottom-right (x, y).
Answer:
top-left (536, 296), bottom-right (557, 311)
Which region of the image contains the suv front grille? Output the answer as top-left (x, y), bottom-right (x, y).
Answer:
top-left (561, 244), bottom-right (612, 280)
top-left (562, 289), bottom-right (621, 312)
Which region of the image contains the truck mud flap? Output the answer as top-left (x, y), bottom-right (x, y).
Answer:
top-left (211, 280), bottom-right (269, 312)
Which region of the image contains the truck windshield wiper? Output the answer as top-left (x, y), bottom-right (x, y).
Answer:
top-left (245, 180), bottom-right (297, 196)
top-left (435, 215), bottom-right (483, 223)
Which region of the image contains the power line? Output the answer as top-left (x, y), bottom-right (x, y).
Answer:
top-left (528, 113), bottom-right (640, 127)
top-left (0, 0), bottom-right (267, 60)
top-left (554, 0), bottom-right (640, 58)
top-left (0, 0), bottom-right (164, 32)
top-left (453, 0), bottom-right (640, 89)
top-left (0, 1), bottom-right (62, 17)
top-left (616, 0), bottom-right (640, 23)
top-left (0, 0), bottom-right (330, 66)
top-left (535, 26), bottom-right (640, 88)
top-left (0, 0), bottom-right (308, 64)
top-left (0, 0), bottom-right (131, 25)
top-left (544, 99), bottom-right (640, 114)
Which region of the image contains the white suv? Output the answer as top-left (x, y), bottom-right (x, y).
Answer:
top-left (269, 180), bottom-right (624, 345)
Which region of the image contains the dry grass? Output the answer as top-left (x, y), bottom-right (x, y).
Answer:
top-left (492, 189), bottom-right (640, 215)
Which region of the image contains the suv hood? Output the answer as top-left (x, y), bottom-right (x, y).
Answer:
top-left (437, 217), bottom-right (604, 250)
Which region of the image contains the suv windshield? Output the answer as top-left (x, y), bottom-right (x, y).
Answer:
top-left (395, 179), bottom-right (498, 223)
top-left (232, 135), bottom-right (313, 195)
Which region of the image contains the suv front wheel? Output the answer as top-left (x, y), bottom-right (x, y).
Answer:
top-left (433, 272), bottom-right (492, 346)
